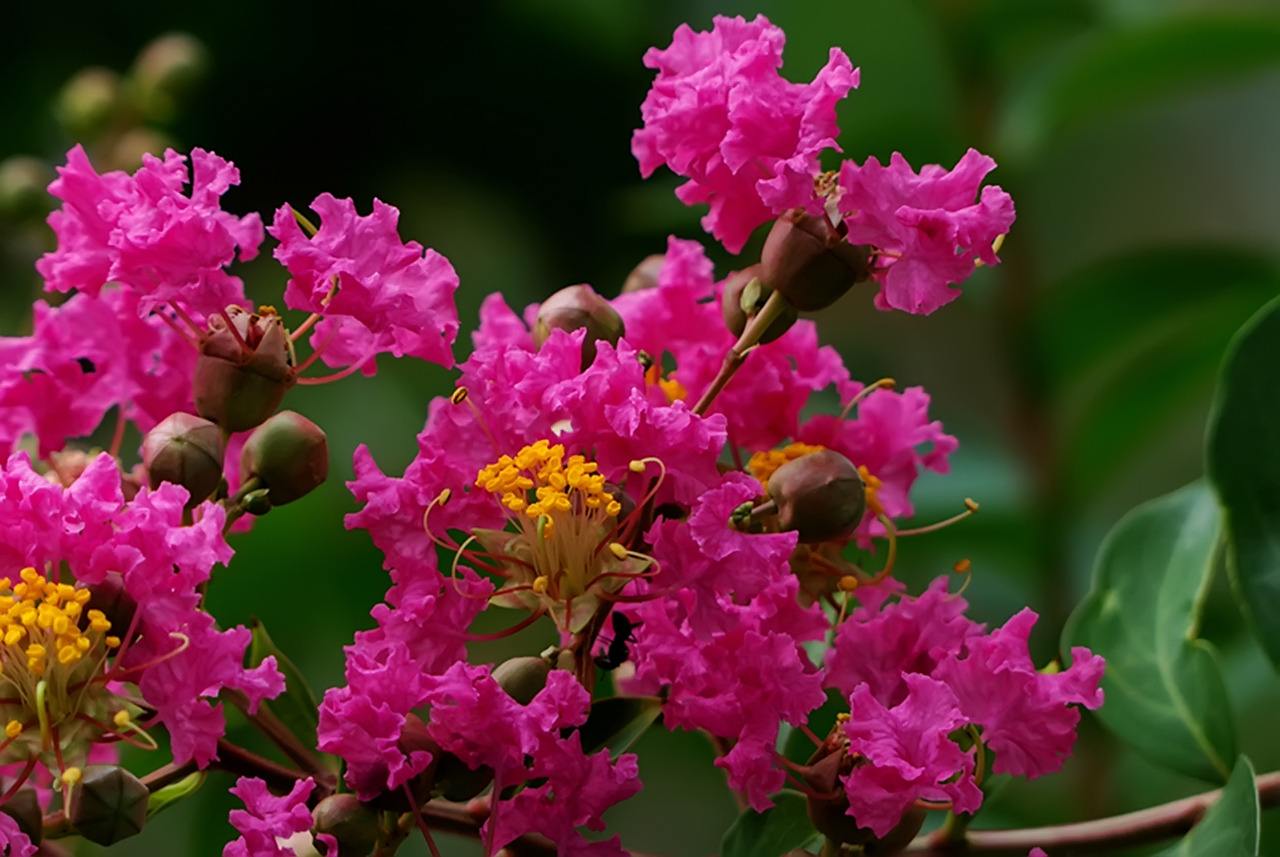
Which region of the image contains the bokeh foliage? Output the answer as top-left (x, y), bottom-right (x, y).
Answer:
top-left (5, 0), bottom-right (1280, 854)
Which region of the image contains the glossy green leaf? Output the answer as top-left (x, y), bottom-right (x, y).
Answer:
top-left (146, 771), bottom-right (206, 818)
top-left (578, 696), bottom-right (663, 757)
top-left (721, 790), bottom-right (817, 857)
top-left (1207, 295), bottom-right (1280, 670)
top-left (1154, 756), bottom-right (1259, 856)
top-left (1064, 482), bottom-right (1235, 781)
top-left (1000, 15), bottom-right (1280, 158)
top-left (248, 620), bottom-right (327, 762)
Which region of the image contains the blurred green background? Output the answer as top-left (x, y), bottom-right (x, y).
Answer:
top-left (5, 0), bottom-right (1280, 854)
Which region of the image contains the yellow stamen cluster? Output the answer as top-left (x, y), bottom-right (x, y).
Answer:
top-left (0, 569), bottom-right (113, 678)
top-left (748, 442), bottom-right (826, 485)
top-left (476, 440), bottom-right (622, 532)
top-left (644, 364), bottom-right (688, 403)
top-left (858, 464), bottom-right (884, 516)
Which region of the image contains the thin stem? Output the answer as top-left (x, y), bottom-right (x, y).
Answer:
top-left (414, 799), bottom-right (663, 857)
top-left (170, 301), bottom-right (204, 337)
top-left (155, 310), bottom-right (201, 349)
top-left (219, 308), bottom-right (251, 353)
top-left (904, 770), bottom-right (1280, 855)
top-left (693, 290), bottom-right (790, 416)
top-left (214, 739), bottom-right (315, 794)
top-left (108, 407), bottom-right (127, 458)
top-left (296, 352), bottom-right (375, 385)
top-left (228, 692), bottom-right (332, 782)
top-left (141, 760), bottom-right (198, 791)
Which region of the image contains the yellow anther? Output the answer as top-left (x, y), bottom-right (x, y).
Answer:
top-left (436, 488), bottom-right (452, 506)
top-left (257, 304), bottom-right (279, 316)
top-left (953, 558), bottom-right (972, 574)
top-left (532, 576), bottom-right (550, 595)
top-left (60, 767), bottom-right (82, 786)
top-left (4, 626), bottom-right (24, 646)
top-left (605, 500), bottom-right (622, 517)
top-left (838, 575), bottom-right (860, 592)
top-left (963, 498), bottom-right (980, 513)
top-left (105, 636), bottom-right (121, 648)
top-left (58, 645), bottom-right (79, 665)
top-left (450, 387), bottom-right (469, 405)
top-left (836, 712), bottom-right (851, 724)
top-left (628, 460), bottom-right (646, 473)
top-left (4, 720), bottom-right (21, 739)
top-left (608, 543), bottom-right (629, 560)
top-left (748, 443), bottom-right (825, 485)
top-left (113, 710), bottom-right (132, 728)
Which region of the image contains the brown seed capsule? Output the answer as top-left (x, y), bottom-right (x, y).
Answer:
top-left (0, 788), bottom-right (42, 846)
top-left (366, 713), bottom-right (440, 812)
top-left (68, 765), bottom-right (149, 845)
top-left (142, 412), bottom-right (225, 507)
top-left (803, 746), bottom-right (926, 851)
top-left (533, 284), bottom-right (625, 369)
top-left (761, 209), bottom-right (870, 311)
top-left (720, 264), bottom-right (798, 344)
top-left (621, 254), bottom-right (665, 294)
top-left (492, 655), bottom-right (552, 705)
top-left (767, 449), bottom-right (866, 544)
top-left (194, 307), bottom-right (296, 432)
top-left (239, 411), bottom-right (328, 506)
top-left (313, 794), bottom-right (381, 856)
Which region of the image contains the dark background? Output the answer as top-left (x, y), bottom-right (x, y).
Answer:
top-left (5, 1), bottom-right (1280, 854)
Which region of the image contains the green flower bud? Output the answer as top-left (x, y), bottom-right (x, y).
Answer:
top-left (767, 449), bottom-right (866, 544)
top-left (68, 765), bottom-right (148, 845)
top-left (130, 33), bottom-right (208, 121)
top-left (105, 128), bottom-right (174, 173)
top-left (721, 264), bottom-right (797, 344)
top-left (55, 68), bottom-right (121, 138)
top-left (240, 411), bottom-right (328, 506)
top-left (0, 788), bottom-right (42, 846)
top-left (312, 794), bottom-right (381, 857)
top-left (142, 412), bottom-right (225, 507)
top-left (194, 307), bottom-right (296, 432)
top-left (0, 157), bottom-right (52, 220)
top-left (621, 254), bottom-right (665, 294)
top-left (533, 284), bottom-right (625, 369)
top-left (761, 210), bottom-right (870, 312)
top-left (492, 655), bottom-right (552, 705)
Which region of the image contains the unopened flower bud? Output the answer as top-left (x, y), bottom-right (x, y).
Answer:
top-left (0, 788), bottom-right (42, 846)
top-left (492, 655), bottom-right (552, 705)
top-left (533, 284), bottom-right (625, 369)
top-left (131, 33), bottom-right (208, 121)
top-left (194, 307), bottom-right (296, 432)
top-left (88, 573), bottom-right (137, 639)
top-left (621, 254), bottom-right (665, 294)
top-left (313, 794), bottom-right (380, 857)
top-left (0, 156), bottom-right (52, 219)
top-left (106, 128), bottom-right (174, 173)
top-left (721, 265), bottom-right (797, 344)
top-left (240, 411), bottom-right (328, 506)
top-left (68, 765), bottom-right (148, 845)
top-left (55, 67), bottom-right (121, 138)
top-left (767, 449), bottom-right (866, 543)
top-left (142, 412), bottom-right (225, 507)
top-left (761, 209), bottom-right (870, 311)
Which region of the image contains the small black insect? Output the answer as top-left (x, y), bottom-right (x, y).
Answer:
top-left (76, 357), bottom-right (96, 374)
top-left (594, 612), bottom-right (641, 672)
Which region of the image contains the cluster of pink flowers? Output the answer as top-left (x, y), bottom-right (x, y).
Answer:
top-left (0, 13), bottom-right (1098, 857)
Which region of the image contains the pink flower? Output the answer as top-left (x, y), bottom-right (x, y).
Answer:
top-left (223, 777), bottom-right (320, 857)
top-left (38, 145), bottom-right (262, 318)
top-left (825, 577), bottom-right (983, 707)
top-left (613, 236), bottom-right (849, 450)
top-left (269, 193), bottom-right (460, 375)
top-left (797, 384), bottom-right (956, 542)
top-left (842, 675), bottom-right (983, 837)
top-left (0, 813), bottom-right (36, 857)
top-left (935, 610), bottom-right (1104, 779)
top-left (837, 148), bottom-right (1015, 315)
top-left (633, 16), bottom-right (858, 251)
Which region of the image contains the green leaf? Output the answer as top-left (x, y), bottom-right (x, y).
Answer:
top-left (1207, 295), bottom-right (1280, 670)
top-left (721, 790), bottom-right (817, 857)
top-left (1154, 756), bottom-right (1259, 856)
top-left (146, 771), bottom-right (205, 817)
top-left (578, 696), bottom-right (663, 757)
top-left (248, 620), bottom-right (332, 769)
top-left (1063, 482), bottom-right (1235, 782)
top-left (1000, 15), bottom-right (1280, 159)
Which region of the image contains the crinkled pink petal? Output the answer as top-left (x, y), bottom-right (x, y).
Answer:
top-left (223, 777), bottom-right (318, 857)
top-left (0, 813), bottom-right (35, 857)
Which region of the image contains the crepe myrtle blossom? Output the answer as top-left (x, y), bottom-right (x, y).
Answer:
top-left (837, 148), bottom-right (1016, 315)
top-left (224, 777), bottom-right (336, 857)
top-left (633, 15), bottom-right (858, 252)
top-left (0, 451), bottom-right (283, 798)
top-left (0, 813), bottom-right (35, 857)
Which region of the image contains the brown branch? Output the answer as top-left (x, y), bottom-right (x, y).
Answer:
top-left (905, 770), bottom-right (1280, 854)
top-left (692, 290), bottom-right (789, 416)
top-left (419, 799), bottom-right (662, 857)
top-left (214, 738), bottom-right (320, 794)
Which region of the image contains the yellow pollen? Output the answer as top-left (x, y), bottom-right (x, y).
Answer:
top-left (838, 575), bottom-right (860, 592)
top-left (61, 766), bottom-right (82, 786)
top-left (532, 575), bottom-right (550, 595)
top-left (858, 465), bottom-right (885, 516)
top-left (748, 443), bottom-right (825, 486)
top-left (644, 363), bottom-right (687, 403)
top-left (476, 441), bottom-right (621, 531)
top-left (954, 558), bottom-right (972, 574)
top-left (963, 497), bottom-right (980, 513)
top-left (608, 543), bottom-right (629, 560)
top-left (257, 304), bottom-right (279, 316)
top-left (836, 712), bottom-right (851, 724)
top-left (113, 710), bottom-right (132, 728)
top-left (628, 460), bottom-right (646, 473)
top-left (0, 567), bottom-right (113, 680)
top-left (450, 387), bottom-right (469, 405)
top-left (105, 636), bottom-right (121, 648)
top-left (4, 720), bottom-right (21, 739)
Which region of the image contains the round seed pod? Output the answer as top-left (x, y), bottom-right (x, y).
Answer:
top-left (365, 714), bottom-right (439, 812)
top-left (720, 264), bottom-right (797, 344)
top-left (142, 412), bottom-right (225, 507)
top-left (194, 308), bottom-right (295, 433)
top-left (767, 449), bottom-right (866, 544)
top-left (68, 766), bottom-right (148, 845)
top-left (313, 794), bottom-right (381, 857)
top-left (492, 655), bottom-right (552, 705)
top-left (87, 573), bottom-right (137, 642)
top-left (533, 284), bottom-right (625, 369)
top-left (761, 209), bottom-right (870, 311)
top-left (240, 411), bottom-right (329, 506)
top-left (621, 254), bottom-right (665, 294)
